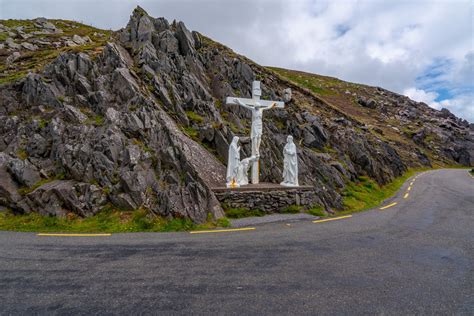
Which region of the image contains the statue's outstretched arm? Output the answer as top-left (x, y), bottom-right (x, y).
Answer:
top-left (261, 102), bottom-right (277, 111)
top-left (234, 98), bottom-right (254, 110)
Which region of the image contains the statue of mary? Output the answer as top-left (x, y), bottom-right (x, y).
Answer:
top-left (226, 136), bottom-right (241, 188)
top-left (281, 135), bottom-right (299, 187)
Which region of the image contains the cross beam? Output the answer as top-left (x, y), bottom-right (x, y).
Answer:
top-left (225, 97), bottom-right (284, 108)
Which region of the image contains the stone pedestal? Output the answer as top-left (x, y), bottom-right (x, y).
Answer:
top-left (212, 183), bottom-right (319, 213)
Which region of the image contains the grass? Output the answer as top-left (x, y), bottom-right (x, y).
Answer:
top-left (269, 67), bottom-right (335, 96)
top-left (182, 126), bottom-right (199, 140)
top-left (307, 205), bottom-right (327, 217)
top-left (225, 208), bottom-right (265, 219)
top-left (185, 111), bottom-right (205, 124)
top-left (281, 205), bottom-right (302, 214)
top-left (0, 207), bottom-right (230, 233)
top-left (340, 169), bottom-right (421, 215)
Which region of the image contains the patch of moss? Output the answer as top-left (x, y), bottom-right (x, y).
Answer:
top-left (16, 149), bottom-right (28, 160)
top-left (18, 179), bottom-right (51, 195)
top-left (92, 115), bottom-right (104, 126)
top-left (185, 111), bottom-right (204, 124)
top-left (225, 208), bottom-right (265, 219)
top-left (132, 138), bottom-right (154, 154)
top-left (182, 126), bottom-right (199, 140)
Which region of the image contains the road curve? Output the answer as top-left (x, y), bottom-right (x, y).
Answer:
top-left (0, 169), bottom-right (473, 315)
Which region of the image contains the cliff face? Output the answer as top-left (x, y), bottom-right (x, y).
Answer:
top-left (0, 7), bottom-right (472, 222)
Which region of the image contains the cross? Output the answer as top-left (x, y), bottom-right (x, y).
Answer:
top-left (226, 81), bottom-right (285, 184)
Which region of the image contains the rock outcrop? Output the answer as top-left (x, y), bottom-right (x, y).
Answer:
top-left (0, 7), bottom-right (472, 222)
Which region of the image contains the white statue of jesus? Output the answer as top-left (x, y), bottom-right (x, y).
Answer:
top-left (234, 97), bottom-right (276, 156)
top-left (226, 136), bottom-right (240, 188)
top-left (281, 135), bottom-right (299, 187)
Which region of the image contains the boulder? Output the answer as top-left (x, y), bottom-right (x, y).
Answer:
top-left (7, 159), bottom-right (41, 187)
top-left (175, 21), bottom-right (195, 56)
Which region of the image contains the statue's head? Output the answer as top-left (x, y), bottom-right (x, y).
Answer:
top-left (287, 135), bottom-right (293, 143)
top-left (232, 136), bottom-right (239, 144)
top-left (252, 81), bottom-right (261, 98)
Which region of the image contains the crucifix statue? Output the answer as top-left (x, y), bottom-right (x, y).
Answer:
top-left (226, 81), bottom-right (284, 184)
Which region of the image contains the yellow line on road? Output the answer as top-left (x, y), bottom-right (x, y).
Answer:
top-left (313, 215), bottom-right (352, 223)
top-left (407, 186), bottom-right (412, 191)
top-left (380, 202), bottom-right (397, 210)
top-left (37, 233), bottom-right (111, 237)
top-left (410, 181), bottom-right (414, 186)
top-left (190, 227), bottom-right (255, 234)
top-left (404, 193), bottom-right (409, 199)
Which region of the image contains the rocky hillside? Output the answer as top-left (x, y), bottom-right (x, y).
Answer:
top-left (0, 7), bottom-right (472, 223)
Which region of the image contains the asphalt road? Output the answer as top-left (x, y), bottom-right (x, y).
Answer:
top-left (1, 169), bottom-right (473, 315)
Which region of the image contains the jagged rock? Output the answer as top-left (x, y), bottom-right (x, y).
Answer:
top-left (34, 18), bottom-right (57, 31)
top-left (5, 38), bottom-right (21, 50)
top-left (0, 167), bottom-right (21, 205)
top-left (26, 134), bottom-right (50, 157)
top-left (63, 104), bottom-right (88, 123)
top-left (24, 180), bottom-right (106, 217)
top-left (7, 159), bottom-right (41, 187)
top-left (6, 52), bottom-right (21, 64)
top-left (72, 34), bottom-right (91, 45)
top-left (112, 68), bottom-right (139, 101)
top-left (357, 96), bottom-right (377, 109)
top-left (105, 107), bottom-right (121, 124)
top-left (438, 108), bottom-right (456, 119)
top-left (65, 40), bottom-right (77, 47)
top-left (283, 88), bottom-right (292, 102)
top-left (175, 21), bottom-right (195, 56)
top-left (21, 42), bottom-right (38, 51)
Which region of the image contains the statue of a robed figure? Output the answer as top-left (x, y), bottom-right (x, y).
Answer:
top-left (226, 136), bottom-right (259, 188)
top-left (281, 135), bottom-right (299, 187)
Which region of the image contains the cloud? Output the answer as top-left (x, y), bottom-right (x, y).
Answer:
top-left (1, 0), bottom-right (473, 121)
top-left (404, 87), bottom-right (474, 122)
top-left (403, 88), bottom-right (439, 106)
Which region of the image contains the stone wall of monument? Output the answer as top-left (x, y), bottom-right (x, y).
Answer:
top-left (213, 187), bottom-right (320, 213)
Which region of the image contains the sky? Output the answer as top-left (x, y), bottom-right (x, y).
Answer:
top-left (1, 0), bottom-right (473, 122)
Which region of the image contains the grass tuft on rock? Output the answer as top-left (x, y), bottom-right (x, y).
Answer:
top-left (307, 205), bottom-right (327, 217)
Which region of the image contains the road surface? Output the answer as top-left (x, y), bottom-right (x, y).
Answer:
top-left (0, 169), bottom-right (473, 315)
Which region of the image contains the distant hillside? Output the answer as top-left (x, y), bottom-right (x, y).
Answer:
top-left (0, 7), bottom-right (472, 223)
